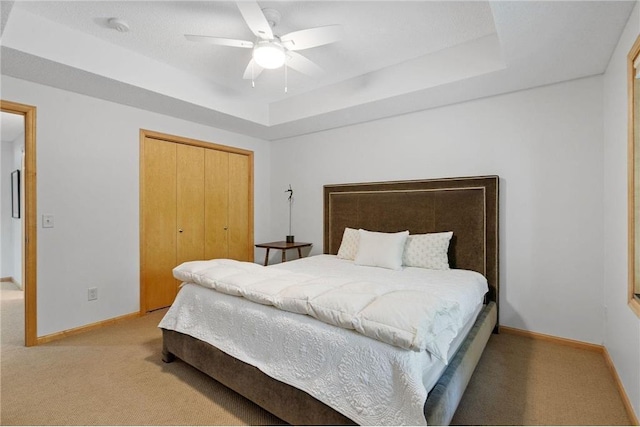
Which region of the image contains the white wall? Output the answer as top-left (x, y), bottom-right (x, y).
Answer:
top-left (0, 142), bottom-right (10, 278)
top-left (271, 76), bottom-right (605, 345)
top-left (12, 136), bottom-right (24, 287)
top-left (0, 75), bottom-right (272, 337)
top-left (1, 128), bottom-right (25, 288)
top-left (603, 1), bottom-right (640, 418)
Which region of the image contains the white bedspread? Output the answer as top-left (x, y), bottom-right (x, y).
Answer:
top-left (172, 255), bottom-right (488, 362)
top-left (159, 255), bottom-right (487, 425)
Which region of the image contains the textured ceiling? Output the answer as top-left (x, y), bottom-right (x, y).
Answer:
top-left (13, 1), bottom-right (497, 102)
top-left (0, 1), bottom-right (635, 140)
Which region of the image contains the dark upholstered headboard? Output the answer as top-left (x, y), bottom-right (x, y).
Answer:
top-left (323, 176), bottom-right (499, 306)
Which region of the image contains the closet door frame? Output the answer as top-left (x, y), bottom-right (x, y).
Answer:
top-left (139, 129), bottom-right (254, 314)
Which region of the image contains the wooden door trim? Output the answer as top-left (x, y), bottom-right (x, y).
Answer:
top-left (139, 131), bottom-right (147, 314)
top-left (141, 129), bottom-right (254, 156)
top-left (139, 130), bottom-right (254, 313)
top-left (139, 132), bottom-right (145, 313)
top-left (1, 100), bottom-right (37, 347)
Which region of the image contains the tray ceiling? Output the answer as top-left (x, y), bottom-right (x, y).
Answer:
top-left (0, 1), bottom-right (635, 140)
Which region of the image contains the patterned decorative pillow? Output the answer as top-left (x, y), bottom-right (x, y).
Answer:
top-left (402, 232), bottom-right (453, 270)
top-left (336, 227), bottom-right (360, 260)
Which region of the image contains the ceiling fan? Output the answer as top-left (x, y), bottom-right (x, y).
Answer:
top-left (185, 1), bottom-right (343, 83)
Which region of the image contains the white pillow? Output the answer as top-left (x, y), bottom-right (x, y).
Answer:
top-left (336, 227), bottom-right (360, 260)
top-left (354, 229), bottom-right (409, 270)
top-left (402, 231), bottom-right (453, 270)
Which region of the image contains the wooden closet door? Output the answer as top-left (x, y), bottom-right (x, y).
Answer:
top-left (228, 152), bottom-right (251, 261)
top-left (204, 149), bottom-right (229, 259)
top-left (176, 144), bottom-right (205, 265)
top-left (141, 137), bottom-right (177, 312)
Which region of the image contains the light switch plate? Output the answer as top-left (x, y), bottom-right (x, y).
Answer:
top-left (42, 214), bottom-right (54, 228)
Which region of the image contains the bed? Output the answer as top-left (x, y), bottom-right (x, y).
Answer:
top-left (160, 175), bottom-right (499, 425)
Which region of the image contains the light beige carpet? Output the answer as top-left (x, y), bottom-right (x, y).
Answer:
top-left (451, 331), bottom-right (632, 426)
top-left (0, 282), bottom-right (283, 425)
top-left (0, 282), bottom-right (633, 425)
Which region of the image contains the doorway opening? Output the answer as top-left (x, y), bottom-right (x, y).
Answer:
top-left (1, 100), bottom-right (37, 347)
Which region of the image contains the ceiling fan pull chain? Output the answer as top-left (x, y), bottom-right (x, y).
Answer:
top-left (284, 60), bottom-right (288, 93)
top-left (251, 61), bottom-right (255, 88)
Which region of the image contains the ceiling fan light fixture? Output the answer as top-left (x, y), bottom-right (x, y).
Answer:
top-left (253, 41), bottom-right (285, 69)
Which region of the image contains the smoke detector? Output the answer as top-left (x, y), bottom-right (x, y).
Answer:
top-left (261, 8), bottom-right (281, 28)
top-left (108, 18), bottom-right (130, 33)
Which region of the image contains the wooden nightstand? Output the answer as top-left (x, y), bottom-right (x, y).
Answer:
top-left (255, 241), bottom-right (312, 266)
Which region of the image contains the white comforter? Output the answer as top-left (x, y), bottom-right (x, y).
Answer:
top-left (173, 255), bottom-right (487, 363)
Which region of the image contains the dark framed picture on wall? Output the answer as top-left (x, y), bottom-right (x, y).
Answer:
top-left (11, 169), bottom-right (20, 219)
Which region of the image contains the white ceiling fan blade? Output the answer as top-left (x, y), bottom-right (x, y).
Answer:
top-left (280, 25), bottom-right (343, 51)
top-left (185, 35), bottom-right (253, 48)
top-left (237, 1), bottom-right (273, 40)
top-left (286, 52), bottom-right (324, 78)
top-left (243, 59), bottom-right (264, 80)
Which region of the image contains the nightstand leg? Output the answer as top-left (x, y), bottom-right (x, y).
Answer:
top-left (264, 248), bottom-right (270, 266)
top-left (282, 250), bottom-right (286, 263)
top-left (297, 248), bottom-right (303, 259)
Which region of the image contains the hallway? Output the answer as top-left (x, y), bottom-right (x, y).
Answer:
top-left (0, 280), bottom-right (24, 350)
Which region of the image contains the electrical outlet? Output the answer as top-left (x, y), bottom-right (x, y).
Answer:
top-left (88, 287), bottom-right (98, 301)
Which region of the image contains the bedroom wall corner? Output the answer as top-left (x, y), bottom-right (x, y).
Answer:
top-left (603, 0), bottom-right (640, 419)
top-left (0, 75), bottom-right (272, 338)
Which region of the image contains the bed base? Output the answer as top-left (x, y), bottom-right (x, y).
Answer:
top-left (162, 328), bottom-right (354, 425)
top-left (162, 301), bottom-right (497, 426)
